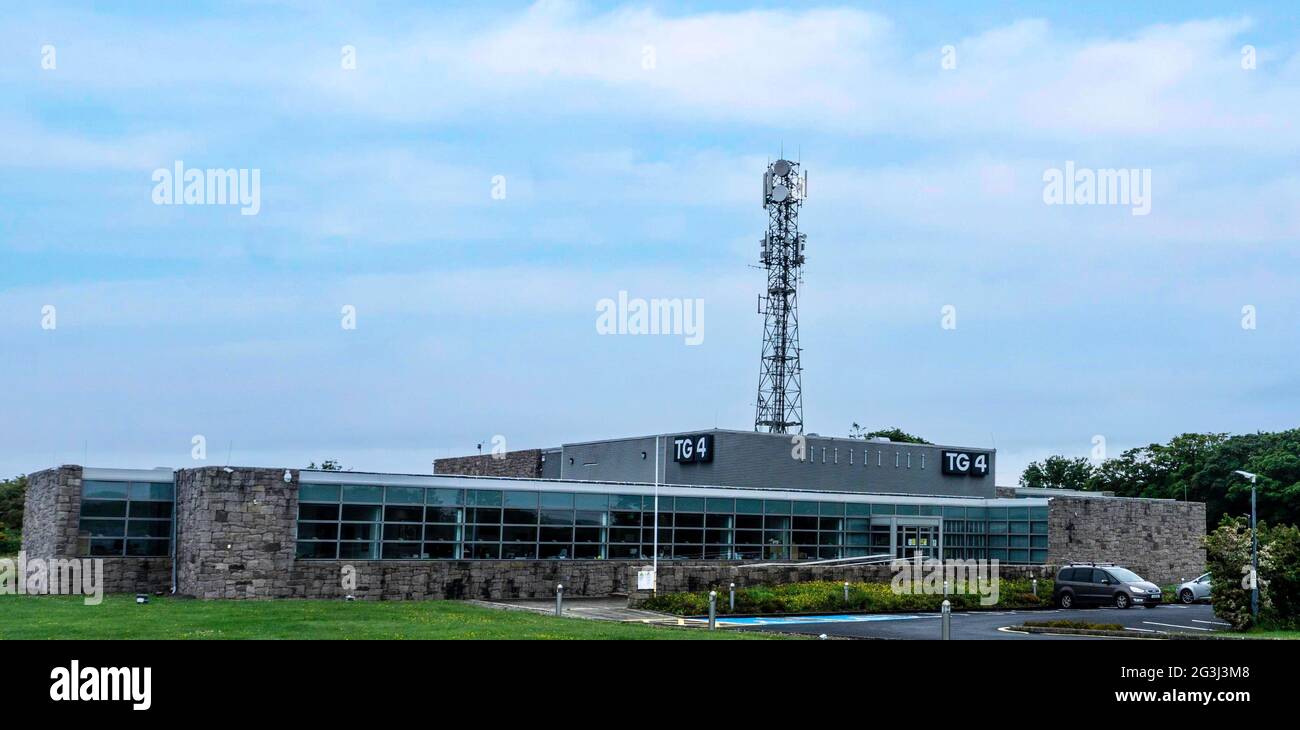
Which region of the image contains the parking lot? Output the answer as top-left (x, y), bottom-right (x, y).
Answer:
top-left (729, 602), bottom-right (1228, 640)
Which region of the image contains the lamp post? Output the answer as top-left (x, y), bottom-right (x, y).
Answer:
top-left (1233, 470), bottom-right (1259, 623)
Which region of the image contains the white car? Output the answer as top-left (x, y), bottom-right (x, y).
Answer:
top-left (1177, 573), bottom-right (1212, 604)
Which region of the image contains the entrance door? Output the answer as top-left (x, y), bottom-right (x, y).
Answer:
top-left (895, 522), bottom-right (940, 560)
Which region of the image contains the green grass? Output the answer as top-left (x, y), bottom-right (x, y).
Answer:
top-left (1240, 627), bottom-right (1300, 639)
top-left (0, 595), bottom-right (777, 640)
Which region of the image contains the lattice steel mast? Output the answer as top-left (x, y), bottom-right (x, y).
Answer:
top-left (754, 159), bottom-right (807, 434)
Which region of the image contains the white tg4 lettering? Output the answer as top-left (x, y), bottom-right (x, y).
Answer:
top-left (49, 660), bottom-right (152, 710)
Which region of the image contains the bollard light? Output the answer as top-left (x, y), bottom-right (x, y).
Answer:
top-left (941, 599), bottom-right (951, 640)
top-left (555, 583), bottom-right (564, 617)
top-left (708, 590), bottom-right (718, 630)
top-left (943, 579), bottom-right (949, 596)
top-left (1032, 578), bottom-right (1038, 597)
top-left (729, 582), bottom-right (736, 612)
top-left (843, 581), bottom-right (850, 604)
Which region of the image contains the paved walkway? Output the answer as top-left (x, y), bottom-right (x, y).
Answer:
top-left (468, 596), bottom-right (681, 623)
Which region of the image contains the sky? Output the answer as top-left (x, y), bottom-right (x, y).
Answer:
top-left (1, 1), bottom-right (1298, 485)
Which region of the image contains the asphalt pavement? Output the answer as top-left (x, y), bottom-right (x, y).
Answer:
top-left (728, 602), bottom-right (1228, 640)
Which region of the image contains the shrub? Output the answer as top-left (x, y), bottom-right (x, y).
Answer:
top-left (642, 577), bottom-right (1054, 616)
top-left (1023, 620), bottom-right (1124, 631)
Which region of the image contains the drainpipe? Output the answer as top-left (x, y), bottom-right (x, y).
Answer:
top-left (169, 473), bottom-right (179, 594)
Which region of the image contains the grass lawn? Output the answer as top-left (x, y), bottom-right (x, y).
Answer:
top-left (1241, 628), bottom-right (1300, 639)
top-left (0, 595), bottom-right (777, 640)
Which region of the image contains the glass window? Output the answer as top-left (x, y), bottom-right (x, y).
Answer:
top-left (129, 482), bottom-right (174, 501)
top-left (83, 481), bottom-right (129, 500)
top-left (339, 542), bottom-right (379, 559)
top-left (706, 498), bottom-right (735, 513)
top-left (383, 524), bottom-right (422, 541)
top-left (503, 508), bottom-right (538, 525)
top-left (424, 524), bottom-right (459, 542)
top-left (675, 497), bottom-right (704, 512)
top-left (502, 525), bottom-right (537, 542)
top-left (426, 506), bottom-right (461, 523)
top-left (382, 543), bottom-right (422, 559)
top-left (126, 540), bottom-right (169, 556)
top-left (342, 485), bottom-right (383, 503)
top-left (764, 500), bottom-right (791, 514)
top-left (298, 522), bottom-right (338, 540)
top-left (895, 504), bottom-right (919, 516)
top-left (297, 541), bottom-right (337, 559)
top-left (384, 506), bottom-right (423, 523)
top-left (539, 492), bottom-right (573, 509)
top-left (736, 499), bottom-right (763, 514)
top-left (300, 484), bottom-right (340, 502)
top-left (339, 523), bottom-right (379, 541)
top-left (819, 502), bottom-right (845, 516)
top-left (793, 501), bottom-right (819, 516)
top-left (540, 509), bottom-right (573, 525)
top-left (610, 511), bottom-right (640, 527)
top-left (427, 488), bottom-right (461, 506)
top-left (574, 510), bottom-right (606, 526)
top-left (385, 486), bottom-right (424, 505)
top-left (871, 504), bottom-right (896, 515)
top-left (299, 503), bottom-right (339, 521)
top-left (501, 543), bottom-right (537, 559)
top-left (342, 504), bottom-right (381, 522)
top-left (503, 490), bottom-right (537, 508)
top-left (471, 490), bottom-right (503, 507)
top-left (80, 500), bottom-right (126, 518)
top-left (78, 479), bottom-right (174, 557)
top-left (575, 493), bottom-right (608, 510)
top-left (846, 503), bottom-right (871, 516)
top-left (611, 494), bottom-right (643, 510)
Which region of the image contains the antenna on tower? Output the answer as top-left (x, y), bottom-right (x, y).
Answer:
top-left (754, 156), bottom-right (807, 435)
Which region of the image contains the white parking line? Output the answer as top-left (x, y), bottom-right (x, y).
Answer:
top-left (1143, 621), bottom-right (1212, 632)
top-left (1191, 619), bottom-right (1231, 626)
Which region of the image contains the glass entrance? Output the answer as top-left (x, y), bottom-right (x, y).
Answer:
top-left (895, 523), bottom-right (939, 560)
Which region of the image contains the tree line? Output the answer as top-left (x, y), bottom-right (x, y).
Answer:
top-left (1020, 429), bottom-right (1300, 529)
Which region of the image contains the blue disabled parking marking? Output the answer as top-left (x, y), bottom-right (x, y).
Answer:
top-left (718, 614), bottom-right (931, 626)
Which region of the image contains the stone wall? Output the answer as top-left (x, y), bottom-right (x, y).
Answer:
top-left (286, 560), bottom-right (627, 600)
top-left (434, 449), bottom-right (542, 478)
top-left (174, 467), bottom-right (299, 599)
top-left (21, 465), bottom-right (83, 558)
top-left (626, 561), bottom-right (1054, 606)
top-left (1048, 496), bottom-right (1205, 585)
top-left (102, 558), bottom-right (172, 594)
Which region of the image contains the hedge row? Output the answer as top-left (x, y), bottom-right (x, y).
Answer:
top-left (641, 578), bottom-right (1053, 616)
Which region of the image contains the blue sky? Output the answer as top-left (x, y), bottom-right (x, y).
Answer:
top-left (2, 1), bottom-right (1298, 484)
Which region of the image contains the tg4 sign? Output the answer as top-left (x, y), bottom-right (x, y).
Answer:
top-left (941, 450), bottom-right (990, 478)
top-left (673, 434), bottom-right (714, 463)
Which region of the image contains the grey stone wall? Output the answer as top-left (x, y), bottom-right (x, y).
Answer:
top-left (1048, 496), bottom-right (1205, 585)
top-left (102, 558), bottom-right (172, 594)
top-left (174, 467), bottom-right (299, 599)
top-left (22, 465), bottom-right (83, 558)
top-left (626, 562), bottom-right (1053, 606)
top-left (286, 560), bottom-right (628, 600)
top-left (434, 449), bottom-right (543, 478)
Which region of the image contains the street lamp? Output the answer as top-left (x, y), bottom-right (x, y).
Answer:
top-left (1233, 470), bottom-right (1259, 623)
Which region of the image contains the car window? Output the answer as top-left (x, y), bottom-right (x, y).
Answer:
top-left (1058, 568), bottom-right (1075, 582)
top-left (1077, 569), bottom-right (1095, 583)
top-left (1108, 568), bottom-right (1143, 582)
top-left (1198, 573), bottom-right (1210, 583)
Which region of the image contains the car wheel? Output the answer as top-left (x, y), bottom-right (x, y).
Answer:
top-left (1058, 592), bottom-right (1073, 609)
top-left (1115, 593), bottom-right (1130, 609)
top-left (1180, 589), bottom-right (1195, 604)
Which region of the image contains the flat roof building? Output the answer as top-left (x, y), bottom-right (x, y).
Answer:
top-left (19, 429), bottom-right (1206, 600)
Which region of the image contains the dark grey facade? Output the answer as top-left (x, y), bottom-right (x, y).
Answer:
top-left (442, 429), bottom-right (997, 499)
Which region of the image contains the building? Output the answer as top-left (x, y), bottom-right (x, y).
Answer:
top-left (21, 428), bottom-right (1206, 600)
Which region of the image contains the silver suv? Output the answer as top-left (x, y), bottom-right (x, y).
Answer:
top-left (1053, 563), bottom-right (1162, 609)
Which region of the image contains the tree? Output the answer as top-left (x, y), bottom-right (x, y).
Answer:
top-left (0, 475), bottom-right (27, 554)
top-left (1018, 456), bottom-right (1095, 490)
top-left (1022, 428), bottom-right (1300, 530)
top-left (307, 460), bottom-right (344, 471)
top-left (848, 423), bottom-right (931, 444)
